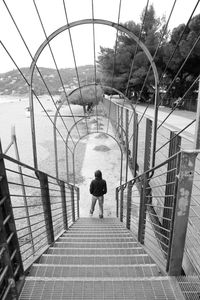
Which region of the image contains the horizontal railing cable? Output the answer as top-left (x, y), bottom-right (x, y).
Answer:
top-left (21, 234), bottom-right (47, 258)
top-left (145, 231), bottom-right (168, 256)
top-left (8, 181), bottom-right (41, 190)
top-left (5, 168), bottom-right (38, 181)
top-left (16, 219), bottom-right (45, 232)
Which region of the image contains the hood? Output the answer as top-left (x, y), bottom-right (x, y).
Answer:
top-left (95, 170), bottom-right (102, 180)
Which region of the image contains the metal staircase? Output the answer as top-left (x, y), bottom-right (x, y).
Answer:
top-left (19, 218), bottom-right (185, 300)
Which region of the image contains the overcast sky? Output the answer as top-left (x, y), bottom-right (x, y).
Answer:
top-left (1, 0), bottom-right (200, 73)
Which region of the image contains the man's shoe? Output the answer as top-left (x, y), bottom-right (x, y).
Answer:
top-left (90, 210), bottom-right (93, 217)
top-left (99, 215), bottom-right (103, 219)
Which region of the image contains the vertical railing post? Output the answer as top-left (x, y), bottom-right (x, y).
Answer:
top-left (0, 207), bottom-right (18, 299)
top-left (125, 109), bottom-right (129, 182)
top-left (138, 174), bottom-right (147, 244)
top-left (66, 144), bottom-right (69, 182)
top-left (167, 151), bottom-right (197, 275)
top-left (116, 188), bottom-right (119, 218)
top-left (39, 172), bottom-right (54, 245)
top-left (70, 186), bottom-right (75, 222)
top-left (76, 187), bottom-right (80, 219)
top-left (144, 118), bottom-right (152, 172)
top-left (132, 113), bottom-right (138, 177)
top-left (120, 187), bottom-right (124, 222)
top-left (120, 107), bottom-right (124, 142)
top-left (60, 181), bottom-right (68, 231)
top-left (163, 132), bottom-right (181, 244)
top-left (194, 77), bottom-right (200, 149)
top-left (117, 105), bottom-right (120, 135)
top-left (126, 181), bottom-right (133, 230)
top-left (0, 147), bottom-right (24, 298)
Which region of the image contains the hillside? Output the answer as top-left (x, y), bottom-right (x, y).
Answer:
top-left (0, 65), bottom-right (98, 96)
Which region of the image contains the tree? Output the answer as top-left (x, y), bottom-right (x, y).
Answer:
top-left (97, 4), bottom-right (167, 100)
top-left (162, 14), bottom-right (200, 101)
top-left (60, 85), bottom-right (104, 112)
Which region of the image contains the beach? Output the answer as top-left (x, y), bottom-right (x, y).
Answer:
top-left (0, 94), bottom-right (127, 217)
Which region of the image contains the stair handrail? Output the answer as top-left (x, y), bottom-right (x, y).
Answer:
top-left (0, 151), bottom-right (79, 299)
top-left (116, 149), bottom-right (198, 276)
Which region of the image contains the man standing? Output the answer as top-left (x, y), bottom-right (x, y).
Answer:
top-left (89, 170), bottom-right (107, 219)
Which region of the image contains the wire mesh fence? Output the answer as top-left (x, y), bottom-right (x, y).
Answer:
top-left (2, 153), bottom-right (79, 270)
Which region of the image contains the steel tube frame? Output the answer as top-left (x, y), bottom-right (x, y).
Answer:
top-left (72, 131), bottom-right (124, 187)
top-left (28, 18), bottom-right (159, 172)
top-left (53, 83), bottom-right (135, 180)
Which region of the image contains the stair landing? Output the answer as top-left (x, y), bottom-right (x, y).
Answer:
top-left (19, 218), bottom-right (185, 299)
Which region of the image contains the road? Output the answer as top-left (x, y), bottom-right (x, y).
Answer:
top-left (136, 104), bottom-right (196, 140)
top-left (111, 97), bottom-right (197, 142)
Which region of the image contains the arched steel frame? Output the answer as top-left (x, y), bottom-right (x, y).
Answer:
top-left (53, 83), bottom-right (134, 183)
top-left (68, 130), bottom-right (124, 187)
top-left (64, 114), bottom-right (127, 184)
top-left (29, 19), bottom-right (159, 172)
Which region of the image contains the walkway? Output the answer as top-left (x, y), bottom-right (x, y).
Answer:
top-left (19, 218), bottom-right (185, 300)
top-left (78, 114), bottom-right (132, 218)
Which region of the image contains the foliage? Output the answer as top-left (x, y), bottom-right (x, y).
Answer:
top-left (97, 4), bottom-right (168, 100)
top-left (97, 4), bottom-right (200, 106)
top-left (163, 15), bottom-right (200, 100)
top-left (61, 85), bottom-right (104, 106)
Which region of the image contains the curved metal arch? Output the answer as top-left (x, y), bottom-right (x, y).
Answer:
top-left (70, 131), bottom-right (124, 187)
top-left (54, 83), bottom-right (135, 123)
top-left (29, 19), bottom-right (159, 77)
top-left (56, 113), bottom-right (128, 184)
top-left (53, 83), bottom-right (134, 157)
top-left (53, 84), bottom-right (134, 180)
top-left (65, 114), bottom-right (127, 152)
top-left (29, 18), bottom-right (159, 170)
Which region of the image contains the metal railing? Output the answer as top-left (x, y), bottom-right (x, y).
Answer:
top-left (0, 151), bottom-right (79, 299)
top-left (105, 97), bottom-right (200, 276)
top-left (116, 150), bottom-right (198, 276)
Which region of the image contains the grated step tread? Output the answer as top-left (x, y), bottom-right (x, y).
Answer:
top-left (39, 254), bottom-right (154, 265)
top-left (53, 242), bottom-right (139, 248)
top-left (58, 237), bottom-right (136, 242)
top-left (47, 247), bottom-right (146, 255)
top-left (28, 264), bottom-right (161, 278)
top-left (19, 277), bottom-right (185, 300)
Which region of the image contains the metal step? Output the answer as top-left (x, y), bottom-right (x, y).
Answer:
top-left (47, 246), bottom-right (146, 255)
top-left (58, 236), bottom-right (135, 242)
top-left (68, 227), bottom-right (129, 232)
top-left (19, 277), bottom-right (185, 300)
top-left (53, 241), bottom-right (139, 248)
top-left (20, 218), bottom-right (186, 299)
top-left (39, 254), bottom-right (154, 265)
top-left (28, 264), bottom-right (161, 278)
top-left (62, 231), bottom-right (133, 237)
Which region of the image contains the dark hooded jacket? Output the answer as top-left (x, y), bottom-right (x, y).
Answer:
top-left (90, 170), bottom-right (107, 197)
